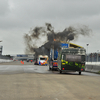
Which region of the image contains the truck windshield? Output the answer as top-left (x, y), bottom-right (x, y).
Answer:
top-left (62, 54), bottom-right (84, 62)
top-left (65, 55), bottom-right (81, 62)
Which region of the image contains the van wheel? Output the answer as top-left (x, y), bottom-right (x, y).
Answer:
top-left (79, 72), bottom-right (81, 75)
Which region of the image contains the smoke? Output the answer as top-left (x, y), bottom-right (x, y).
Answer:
top-left (24, 26), bottom-right (47, 54)
top-left (24, 23), bottom-right (92, 56)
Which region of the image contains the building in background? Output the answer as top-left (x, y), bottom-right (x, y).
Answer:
top-left (13, 54), bottom-right (35, 61)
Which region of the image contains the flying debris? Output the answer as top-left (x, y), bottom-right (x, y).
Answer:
top-left (24, 23), bottom-right (92, 57)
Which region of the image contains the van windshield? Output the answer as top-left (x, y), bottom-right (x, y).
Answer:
top-left (40, 58), bottom-right (47, 60)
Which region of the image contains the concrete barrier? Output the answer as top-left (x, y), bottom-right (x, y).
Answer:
top-left (85, 65), bottom-right (93, 71)
top-left (91, 66), bottom-right (100, 72)
top-left (0, 59), bottom-right (13, 63)
top-left (85, 64), bottom-right (100, 73)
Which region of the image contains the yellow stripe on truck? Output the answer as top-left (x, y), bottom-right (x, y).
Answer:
top-left (62, 63), bottom-right (65, 65)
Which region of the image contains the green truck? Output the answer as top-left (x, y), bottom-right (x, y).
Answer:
top-left (58, 48), bottom-right (86, 75)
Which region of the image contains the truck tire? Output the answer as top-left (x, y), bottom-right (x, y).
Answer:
top-left (49, 61), bottom-right (53, 71)
top-left (49, 63), bottom-right (52, 71)
top-left (79, 72), bottom-right (81, 75)
top-left (49, 61), bottom-right (51, 70)
top-left (52, 68), bottom-right (54, 71)
top-left (49, 66), bottom-right (51, 70)
top-left (60, 70), bottom-right (62, 74)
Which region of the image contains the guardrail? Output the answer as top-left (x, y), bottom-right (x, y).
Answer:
top-left (85, 62), bottom-right (100, 72)
top-left (0, 59), bottom-right (13, 63)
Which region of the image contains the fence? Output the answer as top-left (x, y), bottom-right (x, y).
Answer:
top-left (86, 53), bottom-right (100, 62)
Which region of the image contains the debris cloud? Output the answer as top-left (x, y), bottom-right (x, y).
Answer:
top-left (24, 23), bottom-right (92, 56)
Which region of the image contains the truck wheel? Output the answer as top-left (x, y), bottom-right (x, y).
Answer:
top-left (60, 70), bottom-right (62, 74)
top-left (49, 66), bottom-right (51, 70)
top-left (79, 72), bottom-right (81, 75)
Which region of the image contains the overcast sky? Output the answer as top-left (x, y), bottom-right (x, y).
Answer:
top-left (0, 0), bottom-right (100, 55)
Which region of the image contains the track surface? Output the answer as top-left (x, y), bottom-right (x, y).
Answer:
top-left (0, 61), bottom-right (100, 100)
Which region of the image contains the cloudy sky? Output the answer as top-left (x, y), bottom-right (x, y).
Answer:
top-left (0, 0), bottom-right (100, 55)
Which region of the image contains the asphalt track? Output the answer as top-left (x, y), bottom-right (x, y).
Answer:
top-left (0, 61), bottom-right (99, 76)
top-left (0, 61), bottom-right (100, 100)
